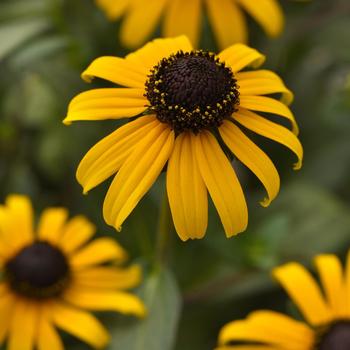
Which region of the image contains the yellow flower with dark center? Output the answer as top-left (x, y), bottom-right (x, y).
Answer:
top-left (217, 252), bottom-right (350, 350)
top-left (64, 36), bottom-right (303, 241)
top-left (0, 194), bottom-right (145, 350)
top-left (95, 0), bottom-right (284, 49)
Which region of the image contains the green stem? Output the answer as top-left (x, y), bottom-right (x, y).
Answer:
top-left (155, 190), bottom-right (172, 266)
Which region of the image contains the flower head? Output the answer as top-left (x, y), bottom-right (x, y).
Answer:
top-left (217, 252), bottom-right (350, 349)
top-left (0, 194), bottom-right (145, 350)
top-left (64, 36), bottom-right (303, 241)
top-left (95, 0), bottom-right (284, 49)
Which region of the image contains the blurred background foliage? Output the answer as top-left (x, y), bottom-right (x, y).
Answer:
top-left (0, 0), bottom-right (350, 349)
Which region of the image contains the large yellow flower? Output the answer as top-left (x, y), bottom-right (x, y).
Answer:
top-left (64, 36), bottom-right (303, 241)
top-left (217, 252), bottom-right (350, 349)
top-left (0, 194), bottom-right (145, 350)
top-left (95, 0), bottom-right (284, 49)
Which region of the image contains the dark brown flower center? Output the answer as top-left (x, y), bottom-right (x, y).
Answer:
top-left (4, 241), bottom-right (70, 299)
top-left (145, 50), bottom-right (239, 134)
top-left (317, 321), bottom-right (350, 350)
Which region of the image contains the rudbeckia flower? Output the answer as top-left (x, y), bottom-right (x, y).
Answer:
top-left (0, 194), bottom-right (145, 350)
top-left (95, 0), bottom-right (284, 49)
top-left (217, 252), bottom-right (350, 350)
top-left (64, 36), bottom-right (303, 241)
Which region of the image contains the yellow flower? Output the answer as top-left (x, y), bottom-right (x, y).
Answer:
top-left (217, 252), bottom-right (350, 349)
top-left (64, 36), bottom-right (303, 241)
top-left (95, 0), bottom-right (284, 49)
top-left (0, 194), bottom-right (145, 350)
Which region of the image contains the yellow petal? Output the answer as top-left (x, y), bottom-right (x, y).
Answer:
top-left (74, 265), bottom-right (142, 290)
top-left (37, 208), bottom-right (68, 244)
top-left (237, 70), bottom-right (293, 105)
top-left (237, 0), bottom-right (284, 37)
top-left (239, 95), bottom-right (299, 135)
top-left (219, 121), bottom-right (280, 207)
top-left (206, 0), bottom-right (247, 48)
top-left (234, 108), bottom-right (303, 170)
top-left (70, 238), bottom-right (127, 268)
top-left (314, 254), bottom-right (347, 318)
top-left (64, 88), bottom-right (147, 124)
top-left (0, 292), bottom-right (14, 343)
top-left (163, 0), bottom-right (201, 47)
top-left (125, 36), bottom-right (193, 70)
top-left (82, 56), bottom-right (147, 88)
top-left (103, 122), bottom-right (174, 231)
top-left (77, 115), bottom-right (159, 194)
top-left (166, 133), bottom-right (208, 241)
top-left (273, 262), bottom-right (333, 326)
top-left (52, 302), bottom-right (109, 349)
top-left (8, 299), bottom-right (38, 350)
top-left (64, 287), bottom-right (146, 317)
top-left (194, 131), bottom-right (248, 237)
top-left (216, 346), bottom-right (276, 350)
top-left (218, 44), bottom-right (265, 73)
top-left (37, 316), bottom-right (64, 350)
top-left (346, 250), bottom-right (350, 317)
top-left (219, 310), bottom-right (314, 349)
top-left (58, 215), bottom-right (95, 254)
top-left (96, 0), bottom-right (130, 20)
top-left (120, 0), bottom-right (167, 49)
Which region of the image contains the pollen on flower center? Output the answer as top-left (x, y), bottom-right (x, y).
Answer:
top-left (317, 321), bottom-right (350, 350)
top-left (145, 50), bottom-right (240, 133)
top-left (5, 241), bottom-right (70, 299)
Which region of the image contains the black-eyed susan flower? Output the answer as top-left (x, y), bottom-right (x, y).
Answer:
top-left (64, 36), bottom-right (303, 241)
top-left (0, 194), bottom-right (145, 350)
top-left (217, 252), bottom-right (350, 350)
top-left (95, 0), bottom-right (284, 49)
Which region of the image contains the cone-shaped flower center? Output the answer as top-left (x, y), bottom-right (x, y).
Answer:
top-left (318, 322), bottom-right (350, 350)
top-left (5, 241), bottom-right (70, 299)
top-left (145, 50), bottom-right (239, 133)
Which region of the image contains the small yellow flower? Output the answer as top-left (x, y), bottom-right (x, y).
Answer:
top-left (0, 194), bottom-right (145, 350)
top-left (64, 36), bottom-right (303, 241)
top-left (217, 252), bottom-right (350, 349)
top-left (95, 0), bottom-right (284, 49)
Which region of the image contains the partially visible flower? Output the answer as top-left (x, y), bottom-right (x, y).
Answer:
top-left (0, 194), bottom-right (145, 350)
top-left (64, 36), bottom-right (302, 241)
top-left (95, 0), bottom-right (284, 49)
top-left (217, 252), bottom-right (350, 349)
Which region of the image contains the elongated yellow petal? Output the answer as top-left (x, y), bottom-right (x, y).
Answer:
top-left (219, 310), bottom-right (314, 349)
top-left (314, 254), bottom-right (347, 318)
top-left (237, 70), bottom-right (293, 105)
top-left (239, 95), bottom-right (299, 135)
top-left (234, 108), bottom-right (303, 170)
top-left (70, 238), bottom-right (127, 268)
top-left (96, 0), bottom-right (130, 20)
top-left (206, 0), bottom-right (247, 48)
top-left (218, 44), bottom-right (265, 73)
top-left (0, 292), bottom-right (14, 343)
top-left (219, 121), bottom-right (280, 207)
top-left (120, 0), bottom-right (168, 49)
top-left (37, 316), bottom-right (64, 350)
top-left (82, 57), bottom-right (147, 88)
top-left (167, 133), bottom-right (208, 241)
top-left (125, 36), bottom-right (193, 70)
top-left (77, 115), bottom-right (158, 194)
top-left (103, 123), bottom-right (174, 231)
top-left (273, 263), bottom-right (333, 326)
top-left (8, 299), bottom-right (38, 350)
top-left (346, 251), bottom-right (350, 317)
top-left (64, 288), bottom-right (146, 317)
top-left (237, 0), bottom-right (284, 37)
top-left (37, 208), bottom-right (68, 244)
top-left (64, 88), bottom-right (147, 124)
top-left (74, 265), bottom-right (142, 290)
top-left (58, 215), bottom-right (95, 254)
top-left (52, 302), bottom-right (109, 349)
top-left (163, 0), bottom-right (201, 47)
top-left (194, 131), bottom-right (248, 237)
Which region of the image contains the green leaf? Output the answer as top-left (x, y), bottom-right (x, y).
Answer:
top-left (109, 268), bottom-right (181, 350)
